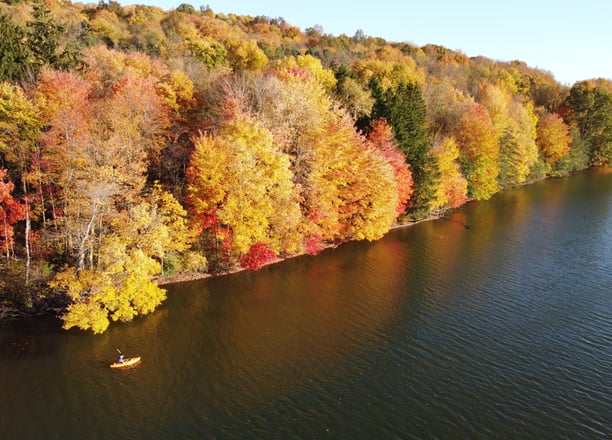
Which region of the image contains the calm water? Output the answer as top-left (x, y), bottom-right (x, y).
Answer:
top-left (1, 169), bottom-right (611, 439)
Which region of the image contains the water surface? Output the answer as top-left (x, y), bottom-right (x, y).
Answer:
top-left (1, 168), bottom-right (611, 439)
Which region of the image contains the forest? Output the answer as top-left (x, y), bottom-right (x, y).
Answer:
top-left (1, 0), bottom-right (611, 333)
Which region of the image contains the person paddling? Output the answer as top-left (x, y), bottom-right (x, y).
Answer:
top-left (110, 349), bottom-right (141, 368)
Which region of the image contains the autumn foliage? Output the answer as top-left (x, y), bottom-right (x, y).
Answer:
top-left (0, 0), bottom-right (609, 332)
top-left (454, 103), bottom-right (500, 200)
top-left (0, 169), bottom-right (26, 259)
top-left (367, 119), bottom-right (414, 214)
top-left (240, 242), bottom-right (277, 270)
top-left (431, 137), bottom-right (468, 209)
top-left (537, 113), bottom-right (571, 166)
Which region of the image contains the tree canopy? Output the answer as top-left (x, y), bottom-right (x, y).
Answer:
top-left (0, 0), bottom-right (609, 332)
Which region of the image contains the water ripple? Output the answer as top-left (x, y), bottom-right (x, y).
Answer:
top-left (2, 170), bottom-right (612, 440)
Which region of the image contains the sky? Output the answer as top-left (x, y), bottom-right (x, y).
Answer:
top-left (119, 0), bottom-right (612, 85)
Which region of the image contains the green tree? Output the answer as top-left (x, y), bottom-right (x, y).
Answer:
top-left (479, 83), bottom-right (538, 188)
top-left (0, 14), bottom-right (32, 82)
top-left (26, 0), bottom-right (84, 80)
top-left (366, 119), bottom-right (414, 215)
top-left (370, 78), bottom-right (439, 219)
top-left (565, 81), bottom-right (612, 165)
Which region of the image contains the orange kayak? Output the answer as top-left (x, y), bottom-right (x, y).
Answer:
top-left (110, 356), bottom-right (141, 368)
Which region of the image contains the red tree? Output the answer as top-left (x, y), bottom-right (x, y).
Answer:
top-left (239, 242), bottom-right (277, 270)
top-left (367, 118), bottom-right (414, 215)
top-left (0, 169), bottom-right (26, 259)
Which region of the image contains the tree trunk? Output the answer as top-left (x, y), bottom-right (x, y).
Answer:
top-left (22, 180), bottom-right (30, 284)
top-left (3, 216), bottom-right (9, 260)
top-left (77, 201), bottom-right (99, 272)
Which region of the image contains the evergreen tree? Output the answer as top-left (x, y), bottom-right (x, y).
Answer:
top-left (565, 82), bottom-right (612, 165)
top-left (1, 2), bottom-right (86, 84)
top-left (0, 14), bottom-right (32, 82)
top-left (25, 0), bottom-right (84, 80)
top-left (369, 78), bottom-right (439, 219)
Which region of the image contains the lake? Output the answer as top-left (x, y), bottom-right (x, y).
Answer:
top-left (1, 168), bottom-right (611, 439)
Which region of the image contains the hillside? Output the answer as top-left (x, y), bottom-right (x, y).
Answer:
top-left (0, 0), bottom-right (611, 332)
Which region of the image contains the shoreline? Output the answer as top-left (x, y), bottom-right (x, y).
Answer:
top-left (157, 214), bottom-right (443, 287)
top-left (3, 166), bottom-right (608, 321)
top-left (0, 211), bottom-right (455, 320)
top-left (157, 170), bottom-right (586, 287)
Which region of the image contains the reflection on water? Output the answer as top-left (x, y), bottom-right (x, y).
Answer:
top-left (161, 241), bottom-right (410, 411)
top-left (1, 168), bottom-right (611, 439)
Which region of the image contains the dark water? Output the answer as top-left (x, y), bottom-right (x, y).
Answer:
top-left (1, 169), bottom-right (611, 439)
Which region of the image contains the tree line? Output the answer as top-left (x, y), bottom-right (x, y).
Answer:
top-left (1, 0), bottom-right (610, 332)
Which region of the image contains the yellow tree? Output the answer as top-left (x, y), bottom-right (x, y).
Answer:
top-left (231, 69), bottom-right (334, 250)
top-left (425, 79), bottom-right (472, 145)
top-left (504, 100), bottom-right (539, 185)
top-left (36, 64), bottom-right (186, 333)
top-left (34, 68), bottom-right (95, 268)
top-left (306, 111), bottom-right (398, 243)
top-left (54, 193), bottom-right (190, 334)
top-left (127, 182), bottom-right (195, 274)
top-left (366, 119), bottom-right (414, 215)
top-left (54, 242), bottom-right (165, 333)
top-left (224, 38), bottom-right (268, 71)
top-left (274, 54), bottom-right (337, 93)
top-left (353, 49), bottom-right (425, 90)
top-left (156, 70), bottom-right (195, 122)
top-left (479, 83), bottom-right (538, 187)
top-left (0, 81), bottom-right (42, 279)
top-left (246, 68), bottom-right (330, 184)
top-left (454, 103), bottom-right (500, 200)
top-left (431, 136), bottom-right (468, 210)
top-left (54, 182), bottom-right (192, 333)
top-left (53, 239), bottom-right (167, 334)
top-left (89, 9), bottom-right (129, 48)
top-left (536, 112), bottom-right (571, 166)
top-left (215, 69), bottom-right (400, 250)
top-left (187, 109), bottom-right (301, 266)
top-left (335, 76), bottom-right (375, 121)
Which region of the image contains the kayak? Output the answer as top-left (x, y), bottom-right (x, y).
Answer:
top-left (110, 356), bottom-right (141, 369)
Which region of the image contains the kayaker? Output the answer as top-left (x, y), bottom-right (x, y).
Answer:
top-left (118, 354), bottom-right (125, 363)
